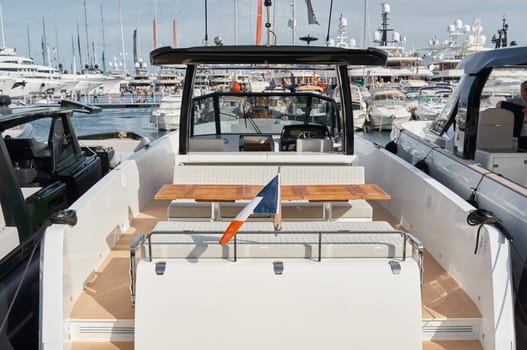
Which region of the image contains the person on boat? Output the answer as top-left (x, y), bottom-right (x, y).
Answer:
top-left (230, 80), bottom-right (242, 93)
top-left (498, 80), bottom-right (527, 148)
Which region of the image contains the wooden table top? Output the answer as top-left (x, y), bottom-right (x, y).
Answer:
top-left (155, 184), bottom-right (391, 201)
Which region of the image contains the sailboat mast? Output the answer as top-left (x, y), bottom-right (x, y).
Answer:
top-left (71, 36), bottom-right (76, 74)
top-left (173, 0), bottom-right (177, 47)
top-left (54, 20), bottom-right (61, 69)
top-left (0, 5), bottom-right (5, 48)
top-left (83, 0), bottom-right (91, 67)
top-left (233, 0), bottom-right (238, 45)
top-left (119, 0), bottom-right (127, 72)
top-left (362, 0), bottom-right (368, 48)
top-left (153, 0), bottom-right (158, 48)
top-left (204, 0), bottom-right (208, 46)
top-left (100, 4), bottom-right (107, 72)
top-left (77, 22), bottom-right (83, 72)
top-left (289, 0), bottom-right (295, 45)
top-left (255, 0), bottom-right (262, 45)
top-left (42, 17), bottom-right (48, 65)
top-left (27, 26), bottom-right (31, 58)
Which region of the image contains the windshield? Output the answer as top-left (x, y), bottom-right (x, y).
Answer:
top-left (430, 76), bottom-right (464, 134)
top-left (192, 92), bottom-right (338, 137)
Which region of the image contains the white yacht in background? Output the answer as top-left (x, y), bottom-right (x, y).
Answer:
top-left (150, 94), bottom-right (181, 130)
top-left (366, 87), bottom-right (411, 131)
top-left (38, 45), bottom-right (515, 350)
top-left (422, 18), bottom-right (492, 82)
top-left (0, 47), bottom-right (65, 97)
top-left (412, 85), bottom-right (453, 121)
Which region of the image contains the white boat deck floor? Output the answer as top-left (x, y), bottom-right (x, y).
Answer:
top-left (70, 199), bottom-right (482, 350)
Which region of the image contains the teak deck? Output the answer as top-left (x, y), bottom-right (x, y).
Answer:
top-left (70, 199), bottom-right (482, 350)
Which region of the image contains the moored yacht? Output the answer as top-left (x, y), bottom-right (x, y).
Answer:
top-left (39, 45), bottom-right (515, 350)
top-left (150, 94), bottom-right (181, 131)
top-left (391, 45), bottom-right (527, 348)
top-left (0, 98), bottom-right (120, 350)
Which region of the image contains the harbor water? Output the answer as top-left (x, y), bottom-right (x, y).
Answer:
top-left (32, 106), bottom-right (392, 146)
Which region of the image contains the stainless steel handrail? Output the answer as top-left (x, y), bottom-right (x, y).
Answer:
top-left (129, 232), bottom-right (145, 305)
top-left (140, 229), bottom-right (424, 285)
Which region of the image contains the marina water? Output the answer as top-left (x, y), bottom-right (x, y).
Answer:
top-left (32, 107), bottom-right (392, 145)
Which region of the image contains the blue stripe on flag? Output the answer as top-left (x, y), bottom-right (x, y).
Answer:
top-left (253, 175), bottom-right (279, 214)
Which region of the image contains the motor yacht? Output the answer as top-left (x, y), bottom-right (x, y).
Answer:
top-left (38, 45), bottom-right (515, 350)
top-left (365, 87), bottom-right (412, 131)
top-left (0, 98), bottom-right (118, 349)
top-left (150, 94), bottom-right (182, 131)
top-left (391, 45), bottom-right (527, 348)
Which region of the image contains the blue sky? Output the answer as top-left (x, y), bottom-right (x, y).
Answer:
top-left (1, 0), bottom-right (525, 73)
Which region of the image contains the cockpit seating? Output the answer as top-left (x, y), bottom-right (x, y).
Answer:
top-left (4, 137), bottom-right (52, 174)
top-left (476, 108), bottom-right (515, 150)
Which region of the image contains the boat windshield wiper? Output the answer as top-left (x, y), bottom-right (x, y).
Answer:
top-left (243, 110), bottom-right (262, 134)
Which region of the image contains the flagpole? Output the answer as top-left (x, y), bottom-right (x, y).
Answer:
top-left (273, 168), bottom-right (282, 231)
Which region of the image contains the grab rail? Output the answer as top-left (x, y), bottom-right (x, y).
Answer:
top-left (129, 232), bottom-right (145, 305)
top-left (134, 229), bottom-right (424, 288)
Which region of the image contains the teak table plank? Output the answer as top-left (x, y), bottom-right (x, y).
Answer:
top-left (155, 184), bottom-right (391, 201)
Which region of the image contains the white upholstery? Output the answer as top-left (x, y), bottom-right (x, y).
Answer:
top-left (188, 138), bottom-right (225, 152)
top-left (296, 138), bottom-right (333, 152)
top-left (477, 108), bottom-right (515, 150)
top-left (168, 165), bottom-right (371, 221)
top-left (173, 165), bottom-right (279, 184)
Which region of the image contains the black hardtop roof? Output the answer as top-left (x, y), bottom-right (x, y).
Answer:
top-left (150, 45), bottom-right (388, 66)
top-left (458, 46), bottom-right (527, 74)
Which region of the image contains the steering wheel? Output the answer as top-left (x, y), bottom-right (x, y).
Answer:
top-left (298, 130), bottom-right (320, 139)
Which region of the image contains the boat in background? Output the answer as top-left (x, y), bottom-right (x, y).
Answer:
top-left (422, 18), bottom-right (493, 82)
top-left (412, 85), bottom-right (453, 120)
top-left (38, 45), bottom-right (515, 350)
top-left (0, 97), bottom-right (117, 350)
top-left (365, 87), bottom-right (411, 131)
top-left (150, 94), bottom-right (181, 130)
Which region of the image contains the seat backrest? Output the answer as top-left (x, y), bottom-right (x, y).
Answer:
top-left (296, 138), bottom-right (333, 152)
top-left (188, 138), bottom-right (225, 152)
top-left (477, 108), bottom-right (515, 150)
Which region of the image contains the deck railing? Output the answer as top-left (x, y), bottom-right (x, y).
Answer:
top-left (129, 229), bottom-right (423, 304)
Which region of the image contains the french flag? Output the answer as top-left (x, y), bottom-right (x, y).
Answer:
top-left (219, 175), bottom-right (280, 245)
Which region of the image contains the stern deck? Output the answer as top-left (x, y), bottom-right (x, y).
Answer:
top-left (69, 199), bottom-right (482, 350)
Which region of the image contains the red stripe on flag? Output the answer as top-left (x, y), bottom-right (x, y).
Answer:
top-left (219, 220), bottom-right (245, 245)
